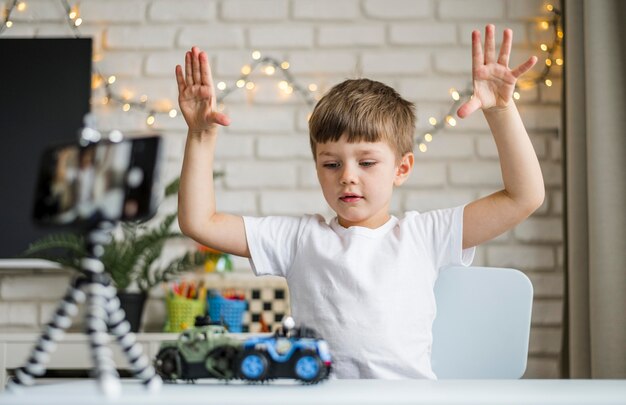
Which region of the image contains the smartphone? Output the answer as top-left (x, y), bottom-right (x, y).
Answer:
top-left (32, 136), bottom-right (163, 228)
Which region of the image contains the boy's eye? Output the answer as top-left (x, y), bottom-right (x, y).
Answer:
top-left (323, 162), bottom-right (340, 169)
top-left (360, 161), bottom-right (377, 167)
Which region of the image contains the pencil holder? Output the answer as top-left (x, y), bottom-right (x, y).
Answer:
top-left (164, 295), bottom-right (206, 333)
top-left (208, 294), bottom-right (247, 333)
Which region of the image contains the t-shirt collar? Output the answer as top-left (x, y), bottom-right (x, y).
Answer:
top-left (329, 215), bottom-right (399, 238)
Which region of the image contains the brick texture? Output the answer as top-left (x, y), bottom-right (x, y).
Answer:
top-left (1, 0), bottom-right (564, 379)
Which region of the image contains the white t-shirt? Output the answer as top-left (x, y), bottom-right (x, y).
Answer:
top-left (243, 205), bottom-right (475, 379)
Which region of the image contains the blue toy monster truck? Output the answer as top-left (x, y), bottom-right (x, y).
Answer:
top-left (237, 317), bottom-right (332, 383)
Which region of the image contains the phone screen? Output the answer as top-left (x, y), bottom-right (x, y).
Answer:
top-left (33, 136), bottom-right (162, 227)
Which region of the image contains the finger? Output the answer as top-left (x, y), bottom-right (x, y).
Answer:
top-left (175, 65), bottom-right (185, 93)
top-left (456, 96), bottom-right (482, 119)
top-left (212, 112), bottom-right (231, 127)
top-left (184, 51), bottom-right (193, 87)
top-left (497, 28), bottom-right (512, 67)
top-left (191, 47), bottom-right (202, 85)
top-left (199, 51), bottom-right (213, 89)
top-left (471, 30), bottom-right (483, 72)
top-left (484, 24), bottom-right (496, 64)
top-left (511, 56), bottom-right (538, 78)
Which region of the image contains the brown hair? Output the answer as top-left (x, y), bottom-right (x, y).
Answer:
top-left (308, 78), bottom-right (415, 159)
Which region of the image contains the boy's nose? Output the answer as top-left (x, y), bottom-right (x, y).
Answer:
top-left (339, 166), bottom-right (358, 185)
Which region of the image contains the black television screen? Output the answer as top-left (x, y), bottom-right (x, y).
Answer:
top-left (0, 37), bottom-right (92, 258)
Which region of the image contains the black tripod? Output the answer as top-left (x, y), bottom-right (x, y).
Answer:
top-left (6, 223), bottom-right (162, 397)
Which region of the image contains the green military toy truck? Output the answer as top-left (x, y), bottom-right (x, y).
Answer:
top-left (154, 316), bottom-right (243, 381)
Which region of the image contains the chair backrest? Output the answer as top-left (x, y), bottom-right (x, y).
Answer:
top-left (431, 266), bottom-right (533, 379)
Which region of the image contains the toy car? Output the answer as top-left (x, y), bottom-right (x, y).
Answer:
top-left (154, 316), bottom-right (332, 384)
top-left (154, 316), bottom-right (242, 381)
top-left (237, 317), bottom-right (332, 383)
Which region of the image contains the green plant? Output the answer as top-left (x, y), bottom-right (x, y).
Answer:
top-left (21, 177), bottom-right (225, 293)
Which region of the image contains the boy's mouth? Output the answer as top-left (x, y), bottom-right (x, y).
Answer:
top-left (339, 193), bottom-right (363, 203)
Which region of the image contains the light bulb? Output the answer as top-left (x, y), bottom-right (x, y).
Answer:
top-left (419, 143), bottom-right (427, 152)
top-left (252, 51), bottom-right (261, 60)
top-left (281, 61), bottom-right (290, 70)
top-left (122, 103), bottom-right (131, 112)
top-left (428, 117), bottom-right (437, 126)
top-left (217, 81), bottom-right (226, 90)
top-left (241, 65), bottom-right (251, 75)
top-left (308, 83), bottom-right (318, 92)
top-left (245, 81), bottom-right (255, 90)
top-left (169, 109), bottom-right (177, 118)
top-left (107, 75), bottom-right (116, 84)
top-left (264, 65), bottom-right (275, 75)
top-left (236, 79), bottom-right (245, 88)
top-left (424, 133), bottom-right (433, 142)
top-left (146, 115), bottom-right (155, 126)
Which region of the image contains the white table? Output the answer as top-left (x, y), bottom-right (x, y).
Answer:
top-left (0, 379), bottom-right (625, 405)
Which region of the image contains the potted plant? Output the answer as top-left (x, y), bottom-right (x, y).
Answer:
top-left (21, 177), bottom-right (227, 331)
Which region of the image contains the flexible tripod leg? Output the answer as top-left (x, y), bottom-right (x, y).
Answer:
top-left (103, 285), bottom-right (162, 392)
top-left (82, 258), bottom-right (122, 397)
top-left (6, 276), bottom-right (86, 392)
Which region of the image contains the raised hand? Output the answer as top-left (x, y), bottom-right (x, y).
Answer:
top-left (175, 47), bottom-right (230, 134)
top-left (457, 25), bottom-right (537, 119)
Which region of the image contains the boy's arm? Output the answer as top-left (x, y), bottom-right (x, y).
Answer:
top-left (176, 47), bottom-right (250, 257)
top-left (457, 25), bottom-right (544, 250)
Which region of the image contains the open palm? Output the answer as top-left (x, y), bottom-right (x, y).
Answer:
top-left (175, 47), bottom-right (230, 133)
top-left (457, 25), bottom-right (537, 118)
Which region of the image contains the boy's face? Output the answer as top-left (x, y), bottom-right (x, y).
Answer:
top-left (315, 134), bottom-right (414, 229)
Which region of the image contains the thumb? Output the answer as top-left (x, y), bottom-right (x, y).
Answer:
top-left (456, 96), bottom-right (481, 119)
top-left (209, 112), bottom-right (231, 126)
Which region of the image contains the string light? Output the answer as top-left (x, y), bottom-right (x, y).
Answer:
top-left (2, 0), bottom-right (560, 145)
top-left (415, 2), bottom-right (563, 152)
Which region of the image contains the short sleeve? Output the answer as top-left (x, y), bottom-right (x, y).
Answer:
top-left (407, 205), bottom-right (475, 272)
top-left (242, 215), bottom-right (306, 278)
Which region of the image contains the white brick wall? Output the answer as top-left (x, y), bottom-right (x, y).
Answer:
top-left (0, 0), bottom-right (564, 378)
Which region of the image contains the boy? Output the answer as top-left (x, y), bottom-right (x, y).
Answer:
top-left (176, 25), bottom-right (544, 379)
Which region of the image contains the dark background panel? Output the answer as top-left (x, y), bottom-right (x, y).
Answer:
top-left (0, 38), bottom-right (92, 257)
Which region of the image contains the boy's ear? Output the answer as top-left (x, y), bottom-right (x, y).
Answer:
top-left (394, 152), bottom-right (414, 186)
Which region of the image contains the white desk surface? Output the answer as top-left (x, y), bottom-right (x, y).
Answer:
top-left (0, 379), bottom-right (625, 405)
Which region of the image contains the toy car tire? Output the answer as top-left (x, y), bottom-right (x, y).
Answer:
top-left (206, 345), bottom-right (240, 379)
top-left (154, 347), bottom-right (182, 381)
top-left (238, 349), bottom-right (270, 381)
top-left (292, 351), bottom-right (324, 383)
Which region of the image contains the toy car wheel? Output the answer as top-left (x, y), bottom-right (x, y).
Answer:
top-left (238, 349), bottom-right (269, 381)
top-left (293, 351), bottom-right (324, 383)
top-left (206, 345), bottom-right (240, 379)
top-left (155, 347), bottom-right (182, 380)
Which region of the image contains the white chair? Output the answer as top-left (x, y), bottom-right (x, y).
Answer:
top-left (431, 266), bottom-right (533, 379)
